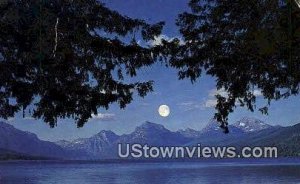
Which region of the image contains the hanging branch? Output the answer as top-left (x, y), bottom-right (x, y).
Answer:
top-left (295, 0), bottom-right (300, 8)
top-left (53, 17), bottom-right (59, 58)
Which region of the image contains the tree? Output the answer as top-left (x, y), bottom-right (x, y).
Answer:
top-left (0, 0), bottom-right (164, 127)
top-left (167, 0), bottom-right (300, 133)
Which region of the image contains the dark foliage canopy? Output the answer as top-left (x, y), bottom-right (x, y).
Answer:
top-left (1, 0), bottom-right (299, 133)
top-left (166, 0), bottom-right (300, 133)
top-left (0, 0), bottom-right (163, 127)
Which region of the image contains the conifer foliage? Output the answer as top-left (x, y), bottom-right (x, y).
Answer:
top-left (0, 0), bottom-right (164, 127)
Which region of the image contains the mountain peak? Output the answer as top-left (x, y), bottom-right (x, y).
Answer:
top-left (93, 130), bottom-right (119, 142)
top-left (177, 128), bottom-right (201, 138)
top-left (178, 128), bottom-right (198, 133)
top-left (233, 117), bottom-right (272, 132)
top-left (0, 121), bottom-right (37, 139)
top-left (183, 128), bottom-right (196, 132)
top-left (0, 121), bottom-right (15, 129)
top-left (97, 130), bottom-right (116, 135)
top-left (201, 119), bottom-right (221, 133)
top-left (137, 121), bottom-right (166, 131)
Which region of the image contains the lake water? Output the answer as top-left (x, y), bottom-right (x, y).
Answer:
top-left (0, 159), bottom-right (300, 184)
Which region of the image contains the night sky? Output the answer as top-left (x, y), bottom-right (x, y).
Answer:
top-left (3, 0), bottom-right (300, 141)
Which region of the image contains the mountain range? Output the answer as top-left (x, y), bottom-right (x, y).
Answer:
top-left (0, 117), bottom-right (299, 160)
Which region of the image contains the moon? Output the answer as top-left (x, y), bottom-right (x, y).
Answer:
top-left (158, 105), bottom-right (170, 117)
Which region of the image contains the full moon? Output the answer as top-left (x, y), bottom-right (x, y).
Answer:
top-left (158, 105), bottom-right (170, 117)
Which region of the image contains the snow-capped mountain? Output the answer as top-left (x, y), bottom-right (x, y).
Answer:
top-left (118, 121), bottom-right (191, 145)
top-left (233, 117), bottom-right (272, 132)
top-left (0, 121), bottom-right (66, 159)
top-left (57, 121), bottom-right (192, 159)
top-left (200, 119), bottom-right (244, 135)
top-left (177, 128), bottom-right (202, 138)
top-left (200, 119), bottom-right (222, 133)
top-left (56, 130), bottom-right (119, 159)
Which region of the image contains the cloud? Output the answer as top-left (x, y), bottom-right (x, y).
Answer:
top-left (204, 88), bottom-right (263, 109)
top-left (204, 99), bottom-right (218, 108)
top-left (208, 88), bottom-right (228, 98)
top-left (23, 117), bottom-right (35, 120)
top-left (209, 88), bottom-right (262, 98)
top-left (177, 89), bottom-right (227, 110)
top-left (253, 89), bottom-right (263, 97)
top-left (7, 117), bottom-right (15, 122)
top-left (90, 113), bottom-right (116, 121)
top-left (149, 35), bottom-right (184, 46)
top-left (152, 92), bottom-right (161, 96)
top-left (204, 88), bottom-right (228, 109)
top-left (140, 103), bottom-right (150, 107)
top-left (178, 101), bottom-right (203, 111)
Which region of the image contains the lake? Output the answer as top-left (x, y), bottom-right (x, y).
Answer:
top-left (0, 159), bottom-right (300, 184)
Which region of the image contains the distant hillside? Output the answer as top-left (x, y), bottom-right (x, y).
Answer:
top-left (225, 123), bottom-right (300, 156)
top-left (0, 148), bottom-right (52, 160)
top-left (0, 121), bottom-right (67, 159)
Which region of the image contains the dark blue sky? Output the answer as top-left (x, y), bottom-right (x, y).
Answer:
top-left (4, 0), bottom-right (300, 141)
